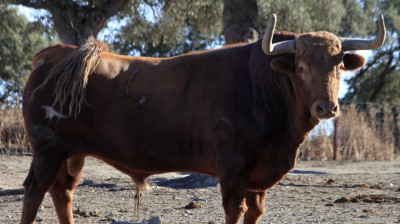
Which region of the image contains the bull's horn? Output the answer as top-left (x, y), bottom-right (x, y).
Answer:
top-left (340, 14), bottom-right (386, 51)
top-left (262, 14), bottom-right (296, 55)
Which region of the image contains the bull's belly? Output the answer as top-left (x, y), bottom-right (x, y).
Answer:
top-left (84, 135), bottom-right (217, 177)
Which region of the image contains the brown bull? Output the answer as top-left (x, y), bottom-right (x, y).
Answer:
top-left (21, 14), bottom-right (385, 224)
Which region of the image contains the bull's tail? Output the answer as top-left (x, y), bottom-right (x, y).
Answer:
top-left (32, 37), bottom-right (107, 119)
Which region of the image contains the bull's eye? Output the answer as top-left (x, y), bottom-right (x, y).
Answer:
top-left (298, 63), bottom-right (307, 78)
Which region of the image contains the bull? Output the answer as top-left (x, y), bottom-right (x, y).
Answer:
top-left (21, 14), bottom-right (385, 224)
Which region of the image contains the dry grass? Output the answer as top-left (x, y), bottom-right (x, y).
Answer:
top-left (300, 103), bottom-right (400, 161)
top-left (0, 107), bottom-right (29, 155)
top-left (1, 104), bottom-right (399, 160)
top-left (300, 121), bottom-right (334, 161)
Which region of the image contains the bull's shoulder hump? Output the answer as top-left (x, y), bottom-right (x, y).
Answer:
top-left (32, 44), bottom-right (78, 68)
top-left (97, 53), bottom-right (164, 78)
top-left (102, 52), bottom-right (163, 64)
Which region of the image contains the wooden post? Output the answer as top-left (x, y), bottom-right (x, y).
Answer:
top-left (333, 117), bottom-right (339, 160)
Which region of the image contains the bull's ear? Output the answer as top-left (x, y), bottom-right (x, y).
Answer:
top-left (343, 53), bottom-right (365, 71)
top-left (270, 55), bottom-right (295, 74)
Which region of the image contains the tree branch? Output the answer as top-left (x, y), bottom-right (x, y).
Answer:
top-left (222, 0), bottom-right (259, 44)
top-left (101, 0), bottom-right (129, 19)
top-left (369, 51), bottom-right (396, 102)
top-left (13, 0), bottom-right (51, 10)
top-left (348, 46), bottom-right (400, 99)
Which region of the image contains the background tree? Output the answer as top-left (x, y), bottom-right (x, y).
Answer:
top-left (11, 0), bottom-right (128, 46)
top-left (345, 0), bottom-right (400, 104)
top-left (7, 0), bottom-right (382, 55)
top-left (115, 0), bottom-right (223, 56)
top-left (4, 0), bottom-right (400, 106)
top-left (0, 3), bottom-right (50, 106)
top-left (258, 0), bottom-right (346, 33)
top-left (343, 0), bottom-right (400, 152)
top-left (222, 0), bottom-right (259, 44)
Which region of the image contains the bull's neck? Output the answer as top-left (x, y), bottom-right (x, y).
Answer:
top-left (289, 97), bottom-right (318, 145)
top-left (249, 56), bottom-right (316, 148)
top-left (256, 81), bottom-right (315, 147)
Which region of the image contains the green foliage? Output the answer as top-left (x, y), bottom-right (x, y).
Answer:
top-left (344, 0), bottom-right (400, 104)
top-left (112, 0), bottom-right (223, 56)
top-left (258, 0), bottom-right (345, 34)
top-left (0, 4), bottom-right (50, 106)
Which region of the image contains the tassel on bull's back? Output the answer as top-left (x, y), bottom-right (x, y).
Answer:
top-left (32, 37), bottom-right (108, 119)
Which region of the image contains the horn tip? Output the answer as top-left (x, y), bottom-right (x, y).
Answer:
top-left (379, 14), bottom-right (384, 22)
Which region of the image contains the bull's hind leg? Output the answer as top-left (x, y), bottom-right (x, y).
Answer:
top-left (49, 155), bottom-right (85, 224)
top-left (243, 190), bottom-right (267, 224)
top-left (21, 166), bottom-right (47, 224)
top-left (21, 147), bottom-right (67, 224)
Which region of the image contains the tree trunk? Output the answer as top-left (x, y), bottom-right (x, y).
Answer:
top-left (392, 105), bottom-right (400, 153)
top-left (15, 0), bottom-right (128, 46)
top-left (222, 0), bottom-right (259, 44)
top-left (50, 7), bottom-right (106, 46)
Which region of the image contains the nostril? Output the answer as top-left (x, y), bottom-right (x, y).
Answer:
top-left (316, 105), bottom-right (325, 115)
top-left (313, 102), bottom-right (338, 118)
top-left (332, 105), bottom-right (338, 114)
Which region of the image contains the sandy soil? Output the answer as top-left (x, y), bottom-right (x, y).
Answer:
top-left (1, 155), bottom-right (399, 224)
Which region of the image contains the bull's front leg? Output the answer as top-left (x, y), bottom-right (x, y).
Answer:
top-left (243, 190), bottom-right (267, 224)
top-left (218, 149), bottom-right (250, 224)
top-left (219, 172), bottom-right (249, 224)
top-left (213, 118), bottom-right (255, 223)
top-left (217, 147), bottom-right (253, 224)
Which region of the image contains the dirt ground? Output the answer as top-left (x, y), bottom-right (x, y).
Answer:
top-left (1, 155), bottom-right (399, 224)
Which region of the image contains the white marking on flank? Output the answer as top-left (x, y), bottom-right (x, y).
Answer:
top-left (138, 96), bottom-right (146, 104)
top-left (34, 60), bottom-right (43, 68)
top-left (41, 106), bottom-right (68, 120)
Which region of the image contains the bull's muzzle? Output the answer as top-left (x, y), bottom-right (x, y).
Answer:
top-left (311, 101), bottom-right (339, 119)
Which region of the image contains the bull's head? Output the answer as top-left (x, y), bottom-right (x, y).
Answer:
top-left (262, 14), bottom-right (385, 121)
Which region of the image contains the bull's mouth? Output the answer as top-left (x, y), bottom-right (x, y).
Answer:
top-left (310, 100), bottom-right (340, 120)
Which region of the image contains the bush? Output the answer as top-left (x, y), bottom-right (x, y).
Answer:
top-left (0, 107), bottom-right (29, 155)
top-left (299, 103), bottom-right (400, 160)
